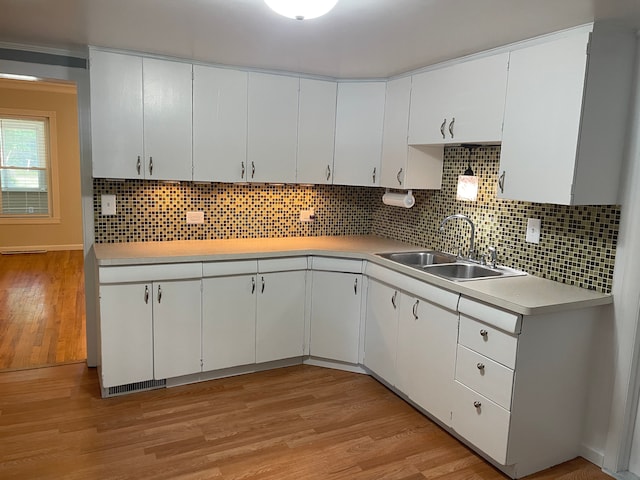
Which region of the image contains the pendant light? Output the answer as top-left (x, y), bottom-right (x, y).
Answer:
top-left (456, 144), bottom-right (480, 202)
top-left (265, 0), bottom-right (339, 20)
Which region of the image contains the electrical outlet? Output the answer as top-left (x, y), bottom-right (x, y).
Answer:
top-left (300, 208), bottom-right (315, 223)
top-left (101, 194), bottom-right (116, 215)
top-left (186, 211), bottom-right (205, 224)
top-left (526, 218), bottom-right (541, 244)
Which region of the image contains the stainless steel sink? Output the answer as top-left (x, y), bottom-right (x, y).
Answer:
top-left (377, 251), bottom-right (457, 267)
top-left (423, 263), bottom-right (503, 280)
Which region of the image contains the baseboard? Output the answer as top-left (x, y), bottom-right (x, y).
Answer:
top-left (580, 444), bottom-right (605, 467)
top-left (1, 243), bottom-right (83, 253)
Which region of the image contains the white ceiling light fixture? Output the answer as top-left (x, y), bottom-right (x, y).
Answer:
top-left (264, 0), bottom-right (339, 20)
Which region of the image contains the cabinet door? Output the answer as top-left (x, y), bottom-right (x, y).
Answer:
top-left (99, 283), bottom-right (153, 387)
top-left (143, 58), bottom-right (193, 181)
top-left (333, 82), bottom-right (385, 186)
top-left (153, 279), bottom-right (202, 379)
top-left (297, 79), bottom-right (337, 184)
top-left (364, 279), bottom-right (399, 385)
top-left (310, 271), bottom-right (362, 364)
top-left (202, 275), bottom-right (257, 371)
top-left (256, 271), bottom-right (306, 363)
top-left (193, 66), bottom-right (248, 182)
top-left (396, 294), bottom-right (458, 426)
top-left (408, 68), bottom-right (451, 145)
top-left (90, 50), bottom-right (144, 179)
top-left (381, 77), bottom-right (411, 188)
top-left (498, 33), bottom-right (589, 204)
top-left (247, 73), bottom-right (299, 183)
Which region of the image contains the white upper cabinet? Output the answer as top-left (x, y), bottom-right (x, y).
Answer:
top-left (296, 78), bottom-right (337, 184)
top-left (90, 50), bottom-right (144, 179)
top-left (90, 50), bottom-right (193, 181)
top-left (498, 26), bottom-right (635, 205)
top-left (408, 53), bottom-right (509, 145)
top-left (142, 58), bottom-right (193, 181)
top-left (333, 82), bottom-right (386, 186)
top-left (380, 76), bottom-right (444, 189)
top-left (193, 65), bottom-right (248, 183)
top-left (247, 72), bottom-right (299, 183)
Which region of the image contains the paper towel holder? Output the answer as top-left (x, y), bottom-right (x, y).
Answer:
top-left (383, 189), bottom-right (415, 208)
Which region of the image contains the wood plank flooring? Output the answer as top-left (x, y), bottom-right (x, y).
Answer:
top-left (0, 363), bottom-right (612, 480)
top-left (0, 250), bottom-right (86, 371)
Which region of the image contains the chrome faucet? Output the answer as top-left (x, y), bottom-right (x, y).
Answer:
top-left (439, 214), bottom-right (476, 260)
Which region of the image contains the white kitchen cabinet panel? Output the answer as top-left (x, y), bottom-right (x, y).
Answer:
top-left (152, 279), bottom-right (202, 379)
top-left (98, 282), bottom-right (153, 388)
top-left (90, 50), bottom-right (144, 179)
top-left (380, 76), bottom-right (444, 189)
top-left (247, 72), bottom-right (299, 183)
top-left (333, 82), bottom-right (385, 186)
top-left (256, 270), bottom-right (307, 363)
top-left (297, 79), bottom-right (337, 184)
top-left (498, 26), bottom-right (635, 204)
top-left (142, 58), bottom-right (193, 181)
top-left (396, 293), bottom-right (458, 426)
top-left (202, 274), bottom-right (257, 371)
top-left (310, 271), bottom-right (362, 364)
top-left (193, 66), bottom-right (248, 182)
top-left (408, 53), bottom-right (508, 145)
top-left (364, 279), bottom-right (399, 385)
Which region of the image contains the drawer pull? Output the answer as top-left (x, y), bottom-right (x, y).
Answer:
top-left (473, 401), bottom-right (482, 409)
top-left (477, 362), bottom-right (485, 371)
top-left (480, 329), bottom-right (488, 338)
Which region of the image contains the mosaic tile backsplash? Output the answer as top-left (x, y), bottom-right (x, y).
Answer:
top-left (94, 145), bottom-right (619, 293)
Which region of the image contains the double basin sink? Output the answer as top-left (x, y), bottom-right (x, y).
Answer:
top-left (376, 250), bottom-right (527, 282)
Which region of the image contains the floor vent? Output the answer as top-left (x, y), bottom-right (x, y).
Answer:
top-left (106, 379), bottom-right (166, 397)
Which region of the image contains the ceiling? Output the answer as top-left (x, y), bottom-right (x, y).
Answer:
top-left (0, 0), bottom-right (640, 78)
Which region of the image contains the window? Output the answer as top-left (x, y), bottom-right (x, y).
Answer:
top-left (0, 111), bottom-right (59, 221)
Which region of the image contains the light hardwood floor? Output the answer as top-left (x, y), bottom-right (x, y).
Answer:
top-left (0, 250), bottom-right (86, 371)
top-left (0, 363), bottom-right (612, 480)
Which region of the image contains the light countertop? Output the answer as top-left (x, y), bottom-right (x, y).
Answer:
top-left (94, 235), bottom-right (612, 316)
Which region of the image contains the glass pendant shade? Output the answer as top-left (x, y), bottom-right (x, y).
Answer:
top-left (456, 173), bottom-right (478, 201)
top-left (265, 0), bottom-right (339, 20)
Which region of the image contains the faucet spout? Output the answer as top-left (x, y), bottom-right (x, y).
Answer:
top-left (439, 214), bottom-right (476, 260)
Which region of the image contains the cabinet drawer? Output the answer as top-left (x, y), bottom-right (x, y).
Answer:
top-left (258, 257), bottom-right (308, 273)
top-left (311, 256), bottom-right (363, 274)
top-left (203, 260), bottom-right (257, 277)
top-left (458, 296), bottom-right (521, 334)
top-left (99, 263), bottom-right (202, 284)
top-left (455, 345), bottom-right (514, 410)
top-left (452, 381), bottom-right (511, 465)
top-left (459, 315), bottom-right (518, 369)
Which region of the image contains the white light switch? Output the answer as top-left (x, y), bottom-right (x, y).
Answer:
top-left (101, 194), bottom-right (116, 215)
top-left (526, 218), bottom-right (541, 244)
top-left (186, 211), bottom-right (205, 224)
top-left (300, 208), bottom-right (315, 223)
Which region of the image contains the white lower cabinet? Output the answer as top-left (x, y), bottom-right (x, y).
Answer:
top-left (152, 279), bottom-right (202, 379)
top-left (309, 263), bottom-right (363, 364)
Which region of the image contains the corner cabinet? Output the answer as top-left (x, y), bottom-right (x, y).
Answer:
top-left (497, 26), bottom-right (635, 205)
top-left (408, 53), bottom-right (509, 145)
top-left (90, 49), bottom-right (193, 181)
top-left (333, 82), bottom-right (386, 186)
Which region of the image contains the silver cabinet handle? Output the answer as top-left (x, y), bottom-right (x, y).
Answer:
top-left (498, 171), bottom-right (506, 194)
top-left (474, 401), bottom-right (482, 409)
top-left (440, 118), bottom-right (446, 139)
top-left (241, 161), bottom-right (245, 179)
top-left (397, 168), bottom-right (403, 186)
top-left (251, 161), bottom-right (255, 179)
top-left (480, 329), bottom-right (488, 338)
top-left (448, 117), bottom-right (455, 138)
top-left (251, 276), bottom-right (256, 294)
top-left (149, 156), bottom-right (153, 176)
top-left (412, 299), bottom-right (419, 320)
top-left (144, 285), bottom-right (149, 304)
top-left (137, 156), bottom-right (141, 175)
top-left (372, 167), bottom-right (376, 184)
top-left (261, 276), bottom-right (265, 294)
top-left (326, 164), bottom-right (331, 181)
top-left (354, 277), bottom-right (358, 295)
top-left (477, 363), bottom-right (485, 371)
top-left (391, 290), bottom-right (398, 309)
top-left (157, 284), bottom-right (162, 304)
